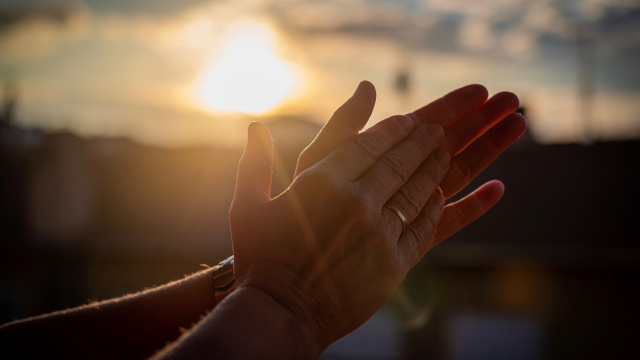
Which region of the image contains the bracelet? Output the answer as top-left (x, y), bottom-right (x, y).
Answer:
top-left (212, 255), bottom-right (235, 292)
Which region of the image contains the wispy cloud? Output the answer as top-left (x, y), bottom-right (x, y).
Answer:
top-left (0, 2), bottom-right (91, 58)
top-left (0, 0), bottom-right (638, 146)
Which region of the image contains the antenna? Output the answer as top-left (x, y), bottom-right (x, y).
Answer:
top-left (576, 21), bottom-right (597, 143)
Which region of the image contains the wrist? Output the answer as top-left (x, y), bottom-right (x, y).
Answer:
top-left (238, 261), bottom-right (329, 350)
top-left (218, 285), bottom-right (324, 359)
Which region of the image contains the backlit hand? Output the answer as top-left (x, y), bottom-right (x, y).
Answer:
top-left (230, 116), bottom-right (449, 351)
top-left (296, 81), bottom-right (526, 252)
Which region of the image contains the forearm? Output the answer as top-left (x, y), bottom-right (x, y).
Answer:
top-left (0, 267), bottom-right (224, 359)
top-left (154, 286), bottom-right (323, 360)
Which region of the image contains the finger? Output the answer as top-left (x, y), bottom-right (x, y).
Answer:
top-left (408, 84), bottom-right (488, 128)
top-left (359, 123), bottom-right (444, 201)
top-left (383, 150), bottom-right (450, 228)
top-left (442, 113), bottom-right (527, 198)
top-left (442, 92), bottom-right (520, 156)
top-left (323, 115), bottom-right (414, 180)
top-left (432, 180), bottom-right (505, 248)
top-left (231, 122), bottom-right (274, 210)
top-left (295, 81), bottom-right (376, 177)
top-left (398, 194), bottom-right (445, 267)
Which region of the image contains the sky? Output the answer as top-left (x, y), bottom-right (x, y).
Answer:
top-left (0, 0), bottom-right (638, 147)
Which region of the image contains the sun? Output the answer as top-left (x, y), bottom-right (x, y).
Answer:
top-left (196, 23), bottom-right (299, 115)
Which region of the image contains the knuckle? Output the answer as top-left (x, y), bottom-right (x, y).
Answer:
top-left (408, 226), bottom-right (427, 248)
top-left (309, 170), bottom-right (341, 193)
top-left (426, 124), bottom-right (445, 141)
top-left (425, 210), bottom-right (438, 230)
top-left (353, 133), bottom-right (384, 159)
top-left (380, 153), bottom-right (410, 182)
top-left (424, 162), bottom-right (441, 185)
top-left (398, 186), bottom-right (423, 217)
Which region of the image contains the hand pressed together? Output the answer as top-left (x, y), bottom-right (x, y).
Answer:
top-left (229, 81), bottom-right (526, 354)
top-left (231, 116), bottom-right (450, 349)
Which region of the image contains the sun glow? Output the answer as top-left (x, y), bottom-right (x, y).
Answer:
top-left (196, 23), bottom-right (299, 115)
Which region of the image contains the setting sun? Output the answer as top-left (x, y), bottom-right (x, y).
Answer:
top-left (196, 23), bottom-right (299, 115)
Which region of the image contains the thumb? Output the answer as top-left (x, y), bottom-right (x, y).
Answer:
top-left (232, 122), bottom-right (274, 211)
top-left (295, 80), bottom-right (376, 177)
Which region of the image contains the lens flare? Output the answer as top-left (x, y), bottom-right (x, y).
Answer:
top-left (196, 23), bottom-right (299, 115)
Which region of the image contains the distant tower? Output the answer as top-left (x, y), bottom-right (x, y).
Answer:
top-left (395, 68), bottom-right (410, 94)
top-left (1, 76), bottom-right (18, 125)
top-left (394, 66), bottom-right (412, 110)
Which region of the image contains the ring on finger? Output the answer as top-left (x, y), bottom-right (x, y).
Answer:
top-left (385, 206), bottom-right (408, 234)
top-left (435, 185), bottom-right (444, 197)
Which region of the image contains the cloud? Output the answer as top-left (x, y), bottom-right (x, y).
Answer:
top-left (457, 17), bottom-right (497, 51)
top-left (0, 3), bottom-right (91, 58)
top-left (4, 0), bottom-right (639, 147)
top-left (501, 27), bottom-right (539, 60)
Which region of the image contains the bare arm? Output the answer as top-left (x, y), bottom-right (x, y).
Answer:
top-left (153, 286), bottom-right (321, 360)
top-left (0, 267), bottom-right (226, 359)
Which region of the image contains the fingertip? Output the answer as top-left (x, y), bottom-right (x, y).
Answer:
top-left (504, 113), bottom-right (528, 136)
top-left (248, 121), bottom-right (260, 140)
top-left (489, 179), bottom-right (505, 193)
top-left (247, 121), bottom-right (273, 152)
top-left (333, 81), bottom-right (377, 132)
top-left (357, 80), bottom-right (376, 93)
top-left (463, 84), bottom-right (489, 100)
top-left (248, 121), bottom-right (270, 137)
top-left (434, 194), bottom-right (446, 208)
top-left (477, 180), bottom-right (505, 205)
top-left (493, 91), bottom-right (520, 111)
top-left (354, 80), bottom-right (377, 103)
top-left (514, 113), bottom-right (528, 135)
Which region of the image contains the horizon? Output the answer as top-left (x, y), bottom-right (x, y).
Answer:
top-left (0, 0), bottom-right (638, 147)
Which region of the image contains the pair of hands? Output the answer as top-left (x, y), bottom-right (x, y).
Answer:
top-left (228, 81), bottom-right (525, 353)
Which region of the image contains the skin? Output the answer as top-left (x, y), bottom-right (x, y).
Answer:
top-left (0, 82), bottom-right (526, 359)
top-left (297, 81), bottom-right (526, 248)
top-left (156, 82), bottom-right (526, 359)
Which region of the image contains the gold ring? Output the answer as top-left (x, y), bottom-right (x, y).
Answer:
top-left (386, 206), bottom-right (408, 234)
top-left (435, 185), bottom-right (444, 197)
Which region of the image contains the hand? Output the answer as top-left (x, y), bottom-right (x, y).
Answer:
top-left (296, 81), bottom-right (526, 252)
top-left (230, 115), bottom-right (450, 351)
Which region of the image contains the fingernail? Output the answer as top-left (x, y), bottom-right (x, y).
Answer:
top-left (396, 115), bottom-right (413, 131)
top-left (435, 150), bottom-right (451, 166)
top-left (426, 124), bottom-right (444, 140)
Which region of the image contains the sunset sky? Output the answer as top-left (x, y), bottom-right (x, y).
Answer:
top-left (0, 0), bottom-right (638, 147)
